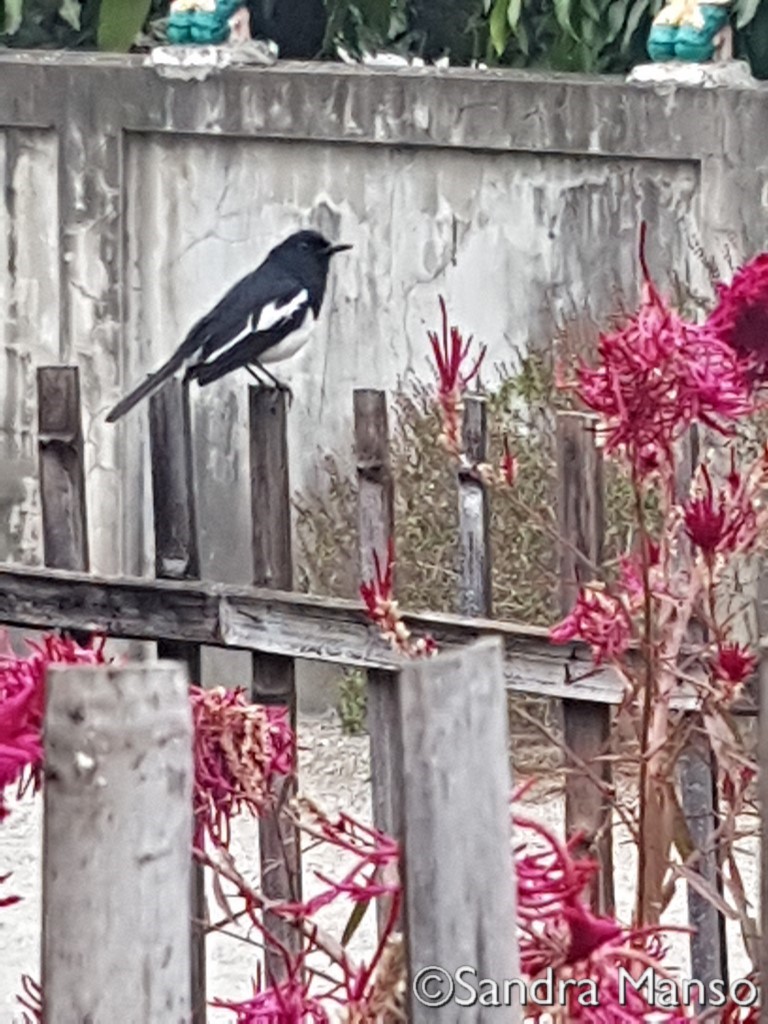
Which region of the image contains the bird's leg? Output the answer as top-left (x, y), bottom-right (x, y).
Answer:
top-left (246, 364), bottom-right (267, 386)
top-left (253, 361), bottom-right (293, 408)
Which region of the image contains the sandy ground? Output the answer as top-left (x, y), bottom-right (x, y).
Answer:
top-left (0, 713), bottom-right (758, 1022)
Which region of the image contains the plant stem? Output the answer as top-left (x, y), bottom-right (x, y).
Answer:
top-left (634, 470), bottom-right (656, 926)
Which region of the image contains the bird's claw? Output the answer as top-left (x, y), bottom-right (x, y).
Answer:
top-left (276, 381), bottom-right (294, 408)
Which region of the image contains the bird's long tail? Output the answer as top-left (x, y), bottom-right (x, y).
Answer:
top-left (105, 352), bottom-right (186, 423)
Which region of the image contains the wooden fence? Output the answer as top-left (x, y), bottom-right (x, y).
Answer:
top-left (0, 366), bottom-right (762, 1019)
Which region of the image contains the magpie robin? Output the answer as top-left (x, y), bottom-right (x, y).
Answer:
top-left (105, 229), bottom-right (352, 422)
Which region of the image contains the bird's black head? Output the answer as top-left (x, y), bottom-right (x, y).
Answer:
top-left (268, 229), bottom-right (352, 306)
top-left (269, 229), bottom-right (352, 274)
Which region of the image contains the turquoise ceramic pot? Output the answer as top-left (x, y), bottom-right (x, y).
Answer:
top-left (675, 22), bottom-right (715, 60)
top-left (190, 10), bottom-right (229, 42)
top-left (217, 0), bottom-right (244, 18)
top-left (167, 10), bottom-right (194, 44)
top-left (699, 3), bottom-right (729, 32)
top-left (647, 23), bottom-right (678, 60)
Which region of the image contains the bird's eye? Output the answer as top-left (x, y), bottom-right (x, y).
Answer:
top-left (300, 240), bottom-right (310, 250)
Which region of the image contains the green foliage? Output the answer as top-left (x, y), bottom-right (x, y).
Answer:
top-left (96, 0), bottom-right (151, 50)
top-left (2, 0), bottom-right (157, 48)
top-left (5, 0), bottom-right (768, 77)
top-left (323, 0), bottom-right (409, 56)
top-left (481, 0), bottom-right (664, 71)
top-left (337, 669), bottom-right (367, 735)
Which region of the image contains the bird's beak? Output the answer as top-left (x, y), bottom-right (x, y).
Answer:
top-left (325, 243), bottom-right (353, 255)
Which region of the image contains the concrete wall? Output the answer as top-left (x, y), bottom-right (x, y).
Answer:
top-left (0, 53), bottom-right (766, 693)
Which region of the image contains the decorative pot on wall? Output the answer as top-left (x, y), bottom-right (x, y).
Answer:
top-left (167, 0), bottom-right (247, 44)
top-left (648, 0), bottom-right (731, 62)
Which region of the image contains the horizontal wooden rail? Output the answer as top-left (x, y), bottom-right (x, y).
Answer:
top-left (0, 561), bottom-right (708, 708)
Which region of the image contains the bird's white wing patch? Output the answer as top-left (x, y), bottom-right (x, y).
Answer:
top-left (254, 289), bottom-right (309, 333)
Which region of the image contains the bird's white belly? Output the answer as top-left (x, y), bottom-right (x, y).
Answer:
top-left (260, 315), bottom-right (317, 364)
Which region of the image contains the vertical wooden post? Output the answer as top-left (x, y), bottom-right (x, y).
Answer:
top-left (400, 638), bottom-right (519, 1023)
top-left (675, 425), bottom-right (727, 997)
top-left (37, 366), bottom-right (91, 646)
top-left (556, 411), bottom-right (614, 914)
top-left (249, 387), bottom-right (301, 981)
top-left (759, 584), bottom-right (768, 1024)
top-left (149, 379), bottom-right (206, 1024)
top-left (42, 662), bottom-right (193, 1021)
top-left (354, 389), bottom-right (402, 934)
top-left (457, 396), bottom-right (492, 617)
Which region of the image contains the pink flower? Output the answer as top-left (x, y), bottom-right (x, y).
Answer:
top-left (683, 456), bottom-right (767, 562)
top-left (0, 632), bottom-right (106, 820)
top-left (214, 966), bottom-right (330, 1023)
top-left (571, 225), bottom-right (753, 479)
top-left (190, 686), bottom-right (295, 850)
top-left (550, 583), bottom-right (633, 663)
top-left (360, 540), bottom-right (437, 658)
top-left (706, 253), bottom-right (768, 381)
top-left (428, 296), bottom-right (486, 458)
top-left (514, 811), bottom-right (690, 1021)
top-left (712, 643), bottom-right (757, 688)
top-left (16, 974), bottom-right (42, 1023)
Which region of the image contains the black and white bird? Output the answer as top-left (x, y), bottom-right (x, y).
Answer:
top-left (105, 229), bottom-right (351, 422)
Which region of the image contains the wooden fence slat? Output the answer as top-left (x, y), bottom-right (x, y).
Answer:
top-left (353, 388), bottom-right (403, 935)
top-left (42, 661), bottom-right (193, 1021)
top-left (400, 637), bottom-right (519, 1023)
top-left (37, 365), bottom-right (91, 647)
top-left (556, 410), bottom-right (614, 914)
top-left (759, 583), bottom-right (768, 1024)
top-left (457, 396), bottom-right (492, 617)
top-left (675, 425), bottom-right (727, 1000)
top-left (149, 379), bottom-right (206, 1023)
top-left (249, 386), bottom-right (301, 982)
top-left (0, 561), bottom-right (709, 708)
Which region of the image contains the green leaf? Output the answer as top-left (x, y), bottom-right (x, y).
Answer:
top-left (489, 0), bottom-right (511, 54)
top-left (605, 0), bottom-right (631, 43)
top-left (581, 0), bottom-right (603, 21)
top-left (621, 0), bottom-right (651, 51)
top-left (553, 0), bottom-right (579, 39)
top-left (735, 0), bottom-right (762, 29)
top-left (507, 0), bottom-right (523, 31)
top-left (97, 0), bottom-right (152, 51)
top-left (341, 898), bottom-right (370, 947)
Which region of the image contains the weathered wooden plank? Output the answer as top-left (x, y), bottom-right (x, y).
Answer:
top-left (149, 379), bottom-right (200, 581)
top-left (457, 396), bottom-right (492, 618)
top-left (400, 638), bottom-right (519, 1022)
top-left (354, 389), bottom-right (402, 935)
top-left (0, 561), bottom-right (705, 707)
top-left (759, 612), bottom-right (768, 1024)
top-left (556, 410), bottom-right (614, 914)
top-left (37, 366), bottom-right (90, 572)
top-left (149, 378), bottom-right (206, 1024)
top-left (42, 661), bottom-right (193, 1021)
top-left (37, 366), bottom-right (92, 649)
top-left (675, 425), bottom-right (727, 1001)
top-left (249, 386), bottom-right (301, 982)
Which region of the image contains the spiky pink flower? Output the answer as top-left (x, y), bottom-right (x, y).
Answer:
top-left (707, 253), bottom-right (768, 381)
top-left (712, 643), bottom-right (757, 688)
top-left (213, 963), bottom-right (330, 1023)
top-left (683, 453), bottom-right (768, 564)
top-left (514, 810), bottom-right (690, 1022)
top-left (0, 632), bottom-right (106, 820)
top-left (570, 226), bottom-right (753, 479)
top-left (191, 686), bottom-right (294, 850)
top-left (550, 583), bottom-right (633, 663)
top-left (360, 540), bottom-right (437, 658)
top-left (428, 296), bottom-right (486, 459)
top-left (16, 974), bottom-right (42, 1023)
